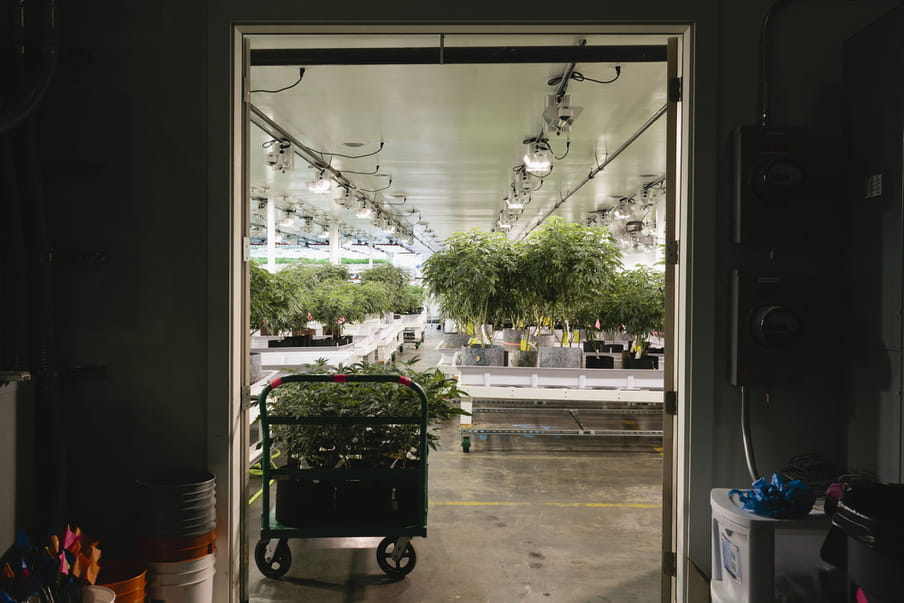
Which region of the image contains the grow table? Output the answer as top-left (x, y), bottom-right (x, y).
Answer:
top-left (454, 365), bottom-right (664, 452)
top-left (254, 373), bottom-right (429, 579)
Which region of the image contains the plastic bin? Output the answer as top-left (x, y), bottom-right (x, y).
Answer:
top-left (822, 483), bottom-right (904, 601)
top-left (711, 488), bottom-right (834, 602)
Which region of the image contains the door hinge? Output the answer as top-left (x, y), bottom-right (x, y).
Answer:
top-left (243, 236), bottom-right (251, 262)
top-left (663, 551), bottom-right (677, 577)
top-left (664, 391), bottom-right (678, 416)
top-left (668, 76), bottom-right (682, 103)
top-left (242, 385), bottom-right (253, 408)
top-left (665, 240), bottom-right (679, 265)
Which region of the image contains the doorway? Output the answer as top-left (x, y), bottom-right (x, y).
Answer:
top-left (230, 24), bottom-right (691, 602)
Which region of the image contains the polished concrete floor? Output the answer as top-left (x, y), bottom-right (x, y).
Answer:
top-left (247, 327), bottom-right (664, 602)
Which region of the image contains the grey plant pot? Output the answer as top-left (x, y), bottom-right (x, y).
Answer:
top-left (440, 333), bottom-right (471, 349)
top-left (459, 345), bottom-right (505, 366)
top-left (508, 350), bottom-right (538, 367)
top-left (250, 352), bottom-right (262, 384)
top-left (538, 346), bottom-right (583, 368)
top-left (501, 328), bottom-right (525, 345)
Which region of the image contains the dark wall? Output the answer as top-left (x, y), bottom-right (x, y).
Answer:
top-left (2, 2), bottom-right (210, 555)
top-left (712, 1), bottom-right (898, 488)
top-left (843, 3), bottom-right (904, 483)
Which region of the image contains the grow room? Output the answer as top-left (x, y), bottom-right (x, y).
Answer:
top-left (243, 30), bottom-right (674, 602)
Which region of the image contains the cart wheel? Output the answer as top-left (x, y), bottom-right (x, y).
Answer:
top-left (376, 537), bottom-right (416, 577)
top-left (255, 538), bottom-right (291, 579)
top-left (462, 436), bottom-right (470, 453)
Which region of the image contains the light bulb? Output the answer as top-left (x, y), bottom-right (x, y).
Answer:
top-left (307, 174), bottom-right (332, 194)
top-left (523, 142), bottom-right (552, 174)
top-left (356, 203), bottom-right (372, 218)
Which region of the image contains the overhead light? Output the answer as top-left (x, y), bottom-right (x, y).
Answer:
top-left (505, 194), bottom-right (525, 210)
top-left (523, 140), bottom-right (552, 175)
top-left (317, 224), bottom-right (331, 238)
top-left (307, 173), bottom-right (333, 194)
top-left (356, 201), bottom-right (373, 219)
top-left (542, 94), bottom-right (583, 135)
top-left (279, 210), bottom-right (296, 228)
top-left (381, 219), bottom-right (396, 234)
top-left (265, 140), bottom-right (294, 173)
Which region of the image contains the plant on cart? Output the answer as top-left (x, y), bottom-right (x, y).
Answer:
top-left (267, 359), bottom-right (469, 469)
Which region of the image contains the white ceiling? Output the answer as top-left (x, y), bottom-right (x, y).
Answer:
top-left (247, 33), bottom-right (670, 260)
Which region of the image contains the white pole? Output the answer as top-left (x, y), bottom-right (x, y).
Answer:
top-left (266, 198), bottom-right (277, 272)
top-left (329, 222), bottom-right (341, 265)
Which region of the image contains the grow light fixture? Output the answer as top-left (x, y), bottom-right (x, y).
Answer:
top-left (523, 140), bottom-right (552, 175)
top-left (265, 139), bottom-right (294, 173)
top-left (542, 94), bottom-right (583, 135)
top-left (355, 200), bottom-right (373, 219)
top-left (307, 172), bottom-right (333, 194)
top-left (279, 210), bottom-right (296, 228)
top-left (505, 188), bottom-right (527, 210)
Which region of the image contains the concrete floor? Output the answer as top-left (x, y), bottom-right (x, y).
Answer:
top-left (247, 327), bottom-right (664, 602)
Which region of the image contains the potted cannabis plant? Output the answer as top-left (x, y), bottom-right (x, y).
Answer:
top-left (519, 218), bottom-right (623, 367)
top-left (611, 265), bottom-right (665, 369)
top-left (421, 229), bottom-right (516, 365)
top-left (266, 359), bottom-right (469, 527)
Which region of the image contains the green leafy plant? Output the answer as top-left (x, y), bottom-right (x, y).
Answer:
top-left (519, 217), bottom-right (623, 346)
top-left (421, 229), bottom-right (516, 346)
top-left (267, 359), bottom-right (470, 469)
top-left (611, 265), bottom-right (665, 357)
top-left (359, 264), bottom-right (423, 313)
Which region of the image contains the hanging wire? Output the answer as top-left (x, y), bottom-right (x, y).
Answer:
top-left (250, 68), bottom-right (306, 94)
top-left (315, 142), bottom-right (384, 159)
top-left (547, 66), bottom-right (622, 87)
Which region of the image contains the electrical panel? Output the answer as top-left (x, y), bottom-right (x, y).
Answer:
top-left (730, 269), bottom-right (806, 386)
top-left (732, 126), bottom-right (810, 250)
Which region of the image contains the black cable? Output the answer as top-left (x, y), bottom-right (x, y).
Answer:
top-left (340, 165), bottom-right (382, 175)
top-left (250, 68), bottom-right (306, 94)
top-left (740, 385), bottom-right (760, 483)
top-left (316, 141), bottom-right (384, 160)
top-left (554, 141), bottom-right (571, 161)
top-left (547, 66), bottom-right (621, 87)
top-left (356, 178), bottom-right (392, 194)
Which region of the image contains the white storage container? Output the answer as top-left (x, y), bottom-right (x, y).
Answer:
top-left (710, 488), bottom-right (834, 602)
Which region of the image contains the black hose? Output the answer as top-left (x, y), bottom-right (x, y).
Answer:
top-left (740, 385), bottom-right (760, 483)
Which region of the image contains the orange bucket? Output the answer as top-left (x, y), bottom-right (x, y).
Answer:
top-left (96, 559), bottom-right (147, 603)
top-left (138, 528), bottom-right (217, 562)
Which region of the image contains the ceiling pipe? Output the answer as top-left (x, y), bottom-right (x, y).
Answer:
top-left (516, 103), bottom-right (668, 240)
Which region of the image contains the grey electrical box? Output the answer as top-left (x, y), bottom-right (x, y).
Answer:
top-left (732, 126), bottom-right (810, 250)
top-left (730, 269), bottom-right (807, 386)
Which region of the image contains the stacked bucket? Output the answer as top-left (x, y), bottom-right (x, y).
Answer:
top-left (137, 471), bottom-right (217, 603)
top-left (95, 559), bottom-right (148, 603)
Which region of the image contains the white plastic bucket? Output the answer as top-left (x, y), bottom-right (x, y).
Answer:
top-left (82, 585), bottom-right (117, 603)
top-left (147, 553), bottom-right (215, 603)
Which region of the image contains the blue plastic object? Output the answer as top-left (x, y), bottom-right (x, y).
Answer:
top-left (729, 472), bottom-right (816, 519)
